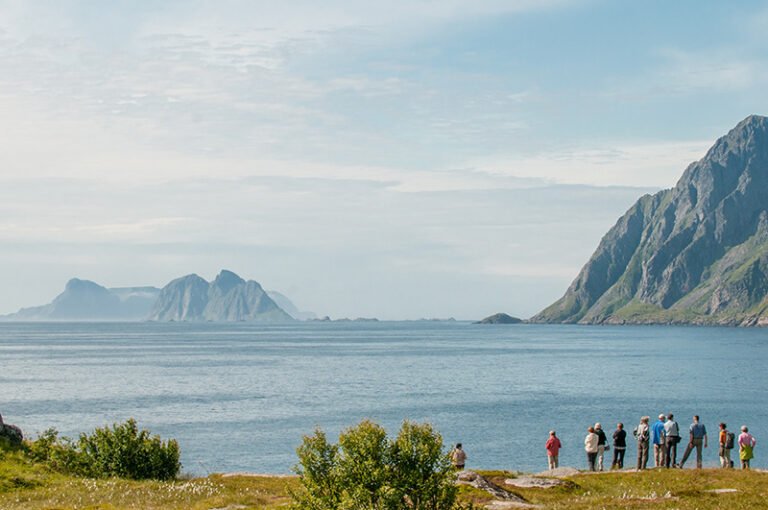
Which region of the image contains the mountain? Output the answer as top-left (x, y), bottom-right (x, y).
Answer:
top-left (148, 270), bottom-right (293, 322)
top-left (533, 115), bottom-right (768, 326)
top-left (266, 291), bottom-right (317, 320)
top-left (4, 279), bottom-right (160, 321)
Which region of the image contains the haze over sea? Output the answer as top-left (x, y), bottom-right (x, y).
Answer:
top-left (2, 322), bottom-right (766, 474)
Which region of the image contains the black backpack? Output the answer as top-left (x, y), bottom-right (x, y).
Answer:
top-left (725, 432), bottom-right (735, 450)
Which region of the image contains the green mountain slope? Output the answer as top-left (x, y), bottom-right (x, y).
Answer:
top-left (532, 115), bottom-right (768, 326)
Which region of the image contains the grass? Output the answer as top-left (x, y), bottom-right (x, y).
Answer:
top-left (2, 447), bottom-right (768, 509)
top-left (478, 468), bottom-right (768, 509)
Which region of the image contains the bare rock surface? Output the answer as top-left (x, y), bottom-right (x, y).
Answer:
top-left (504, 476), bottom-right (568, 489)
top-left (456, 471), bottom-right (528, 503)
top-left (534, 467), bottom-right (580, 478)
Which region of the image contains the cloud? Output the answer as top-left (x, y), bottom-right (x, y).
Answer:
top-left (466, 140), bottom-right (712, 188)
top-left (653, 48), bottom-right (767, 93)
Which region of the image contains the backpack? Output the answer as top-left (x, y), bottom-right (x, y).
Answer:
top-left (725, 432), bottom-right (735, 450)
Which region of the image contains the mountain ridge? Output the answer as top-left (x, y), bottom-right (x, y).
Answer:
top-left (532, 114), bottom-right (768, 326)
top-left (3, 271), bottom-right (301, 322)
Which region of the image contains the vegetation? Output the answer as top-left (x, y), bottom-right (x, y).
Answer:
top-left (26, 419), bottom-right (180, 480)
top-left (291, 419), bottom-right (462, 509)
top-left (2, 419), bottom-right (768, 509)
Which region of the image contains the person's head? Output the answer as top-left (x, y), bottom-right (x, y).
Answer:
top-left (693, 415), bottom-right (700, 422)
top-left (658, 414), bottom-right (665, 421)
top-left (641, 416), bottom-right (649, 424)
top-left (550, 430), bottom-right (556, 436)
top-left (456, 443), bottom-right (462, 449)
top-left (667, 413), bottom-right (674, 421)
top-left (617, 422), bottom-right (624, 430)
top-left (720, 423), bottom-right (726, 430)
top-left (588, 426), bottom-right (595, 433)
top-left (595, 422), bottom-right (602, 430)
top-left (741, 426), bottom-right (748, 433)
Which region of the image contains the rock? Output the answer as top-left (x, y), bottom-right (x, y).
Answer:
top-left (475, 313), bottom-right (523, 324)
top-left (534, 467), bottom-right (580, 478)
top-left (504, 476), bottom-right (568, 489)
top-left (532, 115), bottom-right (768, 326)
top-left (456, 471), bottom-right (528, 504)
top-left (0, 423), bottom-right (24, 447)
top-left (485, 502), bottom-right (542, 510)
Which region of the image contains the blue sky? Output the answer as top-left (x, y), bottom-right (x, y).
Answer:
top-left (0, 0), bottom-right (766, 318)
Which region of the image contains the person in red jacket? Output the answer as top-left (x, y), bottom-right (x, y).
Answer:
top-left (546, 430), bottom-right (562, 470)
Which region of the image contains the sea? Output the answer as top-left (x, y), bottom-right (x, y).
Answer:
top-left (1, 321), bottom-right (766, 474)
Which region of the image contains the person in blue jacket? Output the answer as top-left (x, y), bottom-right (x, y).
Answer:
top-left (651, 414), bottom-right (667, 467)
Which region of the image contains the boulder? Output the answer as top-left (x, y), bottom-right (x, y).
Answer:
top-left (0, 422), bottom-right (23, 447)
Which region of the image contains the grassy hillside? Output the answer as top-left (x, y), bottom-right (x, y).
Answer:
top-left (3, 446), bottom-right (768, 510)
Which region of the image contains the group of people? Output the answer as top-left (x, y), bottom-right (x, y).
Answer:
top-left (450, 415), bottom-right (758, 473)
top-left (559, 414), bottom-right (758, 471)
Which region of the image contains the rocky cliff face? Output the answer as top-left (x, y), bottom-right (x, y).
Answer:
top-left (533, 115), bottom-right (768, 326)
top-left (148, 270), bottom-right (293, 322)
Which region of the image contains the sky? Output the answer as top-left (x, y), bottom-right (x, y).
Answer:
top-left (1, 0), bottom-right (767, 319)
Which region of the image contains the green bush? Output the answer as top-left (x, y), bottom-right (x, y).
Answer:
top-left (291, 419), bottom-right (460, 510)
top-left (25, 419), bottom-right (180, 481)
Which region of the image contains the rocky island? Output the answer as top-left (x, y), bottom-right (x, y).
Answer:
top-left (475, 313), bottom-right (522, 324)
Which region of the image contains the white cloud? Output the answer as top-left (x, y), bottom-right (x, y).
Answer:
top-left (466, 140), bottom-right (712, 188)
top-left (654, 48), bottom-right (767, 93)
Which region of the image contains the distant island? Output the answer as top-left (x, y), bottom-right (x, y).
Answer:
top-left (2, 270), bottom-right (312, 323)
top-left (533, 115), bottom-right (768, 326)
top-left (475, 313), bottom-right (522, 324)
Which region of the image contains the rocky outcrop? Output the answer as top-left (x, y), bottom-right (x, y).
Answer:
top-left (533, 115), bottom-right (768, 326)
top-left (0, 415), bottom-right (23, 447)
top-left (475, 313), bottom-right (522, 324)
top-left (456, 471), bottom-right (528, 504)
top-left (148, 270), bottom-right (293, 322)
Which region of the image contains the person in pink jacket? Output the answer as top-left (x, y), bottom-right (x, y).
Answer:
top-left (738, 426), bottom-right (757, 469)
top-left (545, 430), bottom-right (562, 470)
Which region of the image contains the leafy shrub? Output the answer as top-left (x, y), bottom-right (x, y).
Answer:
top-left (25, 419), bottom-right (180, 480)
top-left (291, 419), bottom-right (460, 510)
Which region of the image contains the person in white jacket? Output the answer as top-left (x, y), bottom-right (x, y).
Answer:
top-left (634, 416), bottom-right (650, 470)
top-left (584, 426), bottom-right (599, 471)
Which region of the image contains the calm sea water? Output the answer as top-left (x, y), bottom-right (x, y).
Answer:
top-left (1, 322), bottom-right (766, 474)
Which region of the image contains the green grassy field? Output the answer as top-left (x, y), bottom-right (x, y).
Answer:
top-left (2, 447), bottom-right (767, 509)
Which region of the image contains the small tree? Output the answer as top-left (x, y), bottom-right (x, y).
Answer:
top-left (292, 419), bottom-right (458, 510)
top-left (24, 419), bottom-right (180, 481)
top-left (390, 421), bottom-right (457, 510)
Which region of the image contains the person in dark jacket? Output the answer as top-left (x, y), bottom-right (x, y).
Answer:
top-left (612, 423), bottom-right (627, 469)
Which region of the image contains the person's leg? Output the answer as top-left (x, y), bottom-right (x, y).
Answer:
top-left (554, 454), bottom-right (558, 468)
top-left (597, 445), bottom-right (605, 471)
top-left (654, 444), bottom-right (662, 467)
top-left (660, 440), bottom-right (666, 467)
top-left (695, 439), bottom-right (703, 468)
top-left (618, 448), bottom-right (625, 468)
top-left (612, 448), bottom-right (619, 469)
top-left (679, 441), bottom-right (693, 467)
top-left (642, 442), bottom-right (649, 469)
top-left (637, 445), bottom-right (643, 469)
